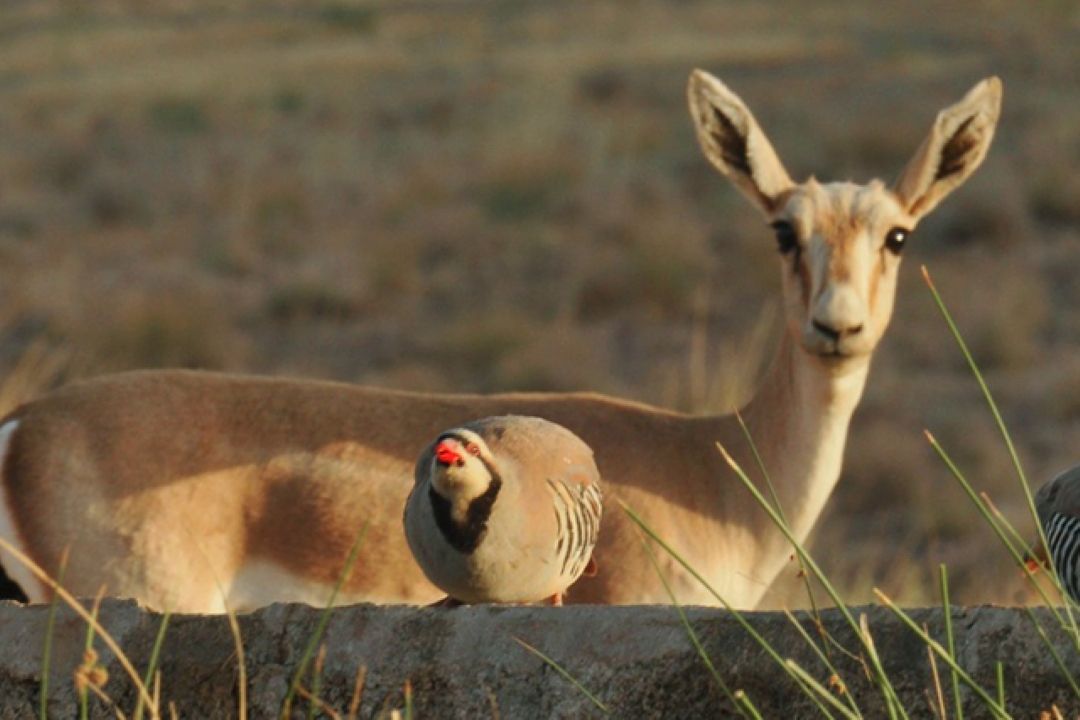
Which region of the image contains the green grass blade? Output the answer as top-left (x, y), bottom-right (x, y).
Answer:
top-left (734, 411), bottom-right (829, 651)
top-left (134, 610), bottom-right (171, 720)
top-left (179, 527), bottom-right (248, 720)
top-left (404, 679), bottom-right (414, 720)
top-left (737, 408), bottom-right (864, 719)
top-left (621, 504), bottom-right (845, 719)
top-left (996, 661), bottom-right (1005, 709)
top-left (713, 443), bottom-right (909, 720)
top-left (939, 566), bottom-right (963, 720)
top-left (979, 491), bottom-right (1044, 566)
top-left (921, 266), bottom-right (1028, 489)
top-left (734, 690), bottom-right (764, 720)
top-left (733, 409), bottom-right (791, 530)
top-left (1017, 605), bottom-right (1080, 698)
top-left (281, 522), bottom-right (369, 718)
top-left (922, 265), bottom-right (1080, 641)
top-left (855, 612), bottom-right (901, 720)
top-left (924, 624), bottom-right (948, 720)
top-left (225, 609), bottom-right (248, 720)
top-left (512, 637), bottom-right (610, 714)
top-left (925, 431), bottom-right (1074, 632)
top-left (40, 551), bottom-right (69, 720)
top-left (875, 589), bottom-right (1009, 719)
top-left (307, 644), bottom-right (326, 720)
top-left (637, 531), bottom-right (742, 713)
top-left (79, 589), bottom-right (106, 720)
top-left (39, 599), bottom-right (57, 720)
top-left (0, 536), bottom-right (160, 717)
top-left (781, 610), bottom-right (864, 719)
top-left (784, 660), bottom-right (861, 720)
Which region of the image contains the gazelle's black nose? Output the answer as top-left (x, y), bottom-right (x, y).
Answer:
top-left (812, 318), bottom-right (863, 341)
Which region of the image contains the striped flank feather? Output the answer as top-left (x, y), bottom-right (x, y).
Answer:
top-left (1046, 512), bottom-right (1080, 602)
top-left (549, 477), bottom-right (603, 582)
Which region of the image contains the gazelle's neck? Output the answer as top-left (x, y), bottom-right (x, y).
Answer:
top-left (682, 68), bottom-right (1002, 607)
top-left (731, 333), bottom-right (871, 589)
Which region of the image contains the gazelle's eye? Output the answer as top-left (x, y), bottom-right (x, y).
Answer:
top-left (466, 443), bottom-right (481, 456)
top-left (884, 227), bottom-right (909, 255)
top-left (771, 221), bottom-right (798, 255)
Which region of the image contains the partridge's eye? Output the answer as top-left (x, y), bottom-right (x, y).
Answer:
top-left (884, 227), bottom-right (909, 255)
top-left (771, 221), bottom-right (798, 255)
top-left (466, 443), bottom-right (481, 456)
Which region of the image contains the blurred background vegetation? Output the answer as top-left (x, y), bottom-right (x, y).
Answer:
top-left (0, 0), bottom-right (1076, 607)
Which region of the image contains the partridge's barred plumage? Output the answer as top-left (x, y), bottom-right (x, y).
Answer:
top-left (1032, 465), bottom-right (1080, 602)
top-left (403, 415), bottom-right (603, 605)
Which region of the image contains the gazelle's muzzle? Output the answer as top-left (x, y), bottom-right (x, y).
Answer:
top-left (802, 281), bottom-right (874, 358)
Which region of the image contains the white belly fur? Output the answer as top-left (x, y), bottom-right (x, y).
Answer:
top-left (0, 420), bottom-right (46, 601)
top-left (225, 559), bottom-right (406, 612)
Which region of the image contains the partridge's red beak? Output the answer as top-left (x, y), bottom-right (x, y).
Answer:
top-left (435, 441), bottom-right (462, 467)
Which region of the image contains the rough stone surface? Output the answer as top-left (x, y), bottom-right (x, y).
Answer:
top-left (0, 600), bottom-right (1077, 718)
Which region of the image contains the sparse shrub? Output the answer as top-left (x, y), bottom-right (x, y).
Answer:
top-left (930, 166), bottom-right (1032, 251)
top-left (87, 182), bottom-right (148, 228)
top-left (1043, 355), bottom-right (1080, 422)
top-left (83, 293), bottom-right (241, 372)
top-left (843, 417), bottom-right (932, 511)
top-left (827, 120), bottom-right (917, 180)
top-left (627, 234), bottom-right (708, 317)
top-left (575, 206), bottom-right (711, 321)
top-left (0, 211), bottom-right (37, 240)
top-left (317, 4), bottom-right (378, 34)
top-left (578, 68), bottom-right (629, 106)
top-left (481, 183), bottom-right (554, 223)
top-left (273, 90), bottom-right (306, 116)
top-left (494, 322), bottom-right (612, 393)
top-left (1029, 168), bottom-right (1080, 226)
top-left (255, 190), bottom-right (311, 258)
top-left (900, 252), bottom-right (1050, 374)
top-left (475, 151), bottom-right (579, 224)
top-left (434, 313), bottom-right (532, 390)
top-left (573, 269), bottom-right (626, 322)
top-left (197, 233), bottom-right (256, 278)
top-left (267, 282), bottom-right (359, 323)
top-left (367, 238), bottom-right (420, 302)
top-left (147, 99), bottom-right (208, 135)
top-left (39, 146), bottom-right (93, 192)
top-left (968, 270), bottom-right (1050, 372)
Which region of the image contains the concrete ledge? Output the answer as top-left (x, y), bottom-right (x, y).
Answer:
top-left (0, 600), bottom-right (1076, 717)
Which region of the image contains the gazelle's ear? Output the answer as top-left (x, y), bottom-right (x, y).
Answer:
top-left (687, 70), bottom-right (794, 216)
top-left (893, 77), bottom-right (1002, 220)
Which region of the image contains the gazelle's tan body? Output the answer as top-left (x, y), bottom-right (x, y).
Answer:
top-left (0, 71), bottom-right (1002, 612)
top-left (1, 371), bottom-right (749, 610)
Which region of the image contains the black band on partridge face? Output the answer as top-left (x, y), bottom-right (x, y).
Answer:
top-left (427, 435), bottom-right (503, 554)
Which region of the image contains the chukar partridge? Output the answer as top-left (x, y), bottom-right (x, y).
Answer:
top-left (1029, 465), bottom-right (1080, 601)
top-left (403, 415), bottom-right (603, 606)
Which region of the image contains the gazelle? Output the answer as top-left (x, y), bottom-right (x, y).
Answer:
top-left (0, 71), bottom-right (1001, 612)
